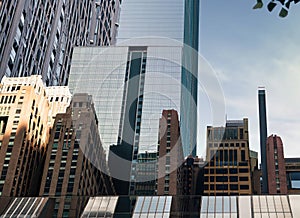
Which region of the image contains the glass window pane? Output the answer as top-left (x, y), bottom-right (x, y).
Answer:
top-left (280, 196), bottom-right (290, 213)
top-left (82, 197), bottom-right (95, 216)
top-left (266, 196), bottom-right (275, 213)
top-left (231, 213), bottom-right (237, 218)
top-left (155, 213), bottom-right (163, 218)
top-left (230, 196), bottom-right (237, 213)
top-left (200, 214), bottom-right (207, 218)
top-left (260, 196), bottom-right (268, 213)
top-left (274, 196), bottom-right (283, 213)
top-left (239, 196), bottom-right (252, 218)
top-left (162, 212), bottom-right (170, 218)
top-left (215, 213), bottom-right (222, 218)
top-left (164, 196), bottom-right (172, 213)
top-left (215, 196), bottom-right (222, 213)
top-left (207, 197), bottom-right (215, 213)
top-left (107, 197), bottom-right (118, 214)
top-left (201, 196), bottom-right (208, 214)
top-left (223, 213), bottom-right (230, 218)
top-left (289, 195), bottom-right (300, 217)
top-left (223, 196), bottom-right (230, 213)
top-left (91, 197), bottom-right (102, 213)
top-left (156, 197), bottom-right (165, 213)
top-left (99, 197), bottom-right (109, 211)
top-left (253, 196), bottom-right (260, 213)
top-left (148, 213), bottom-right (155, 218)
top-left (149, 197), bottom-right (158, 213)
top-left (254, 213), bottom-right (261, 218)
top-left (207, 214), bottom-right (214, 218)
top-left (134, 197), bottom-right (144, 214)
top-left (142, 197), bottom-right (151, 213)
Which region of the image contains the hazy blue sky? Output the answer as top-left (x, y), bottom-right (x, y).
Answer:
top-left (198, 0), bottom-right (300, 159)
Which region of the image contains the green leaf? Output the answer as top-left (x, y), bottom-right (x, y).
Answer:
top-left (267, 2), bottom-right (277, 11)
top-left (253, 1), bottom-right (264, 9)
top-left (277, 0), bottom-right (285, 5)
top-left (279, 7), bottom-right (289, 17)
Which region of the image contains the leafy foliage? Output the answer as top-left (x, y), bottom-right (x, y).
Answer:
top-left (253, 0), bottom-right (300, 17)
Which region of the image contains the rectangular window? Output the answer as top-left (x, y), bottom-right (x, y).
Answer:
top-left (241, 150), bottom-right (246, 161)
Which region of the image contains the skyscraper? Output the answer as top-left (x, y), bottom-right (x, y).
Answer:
top-left (0, 0), bottom-right (120, 86)
top-left (266, 135), bottom-right (287, 194)
top-left (116, 0), bottom-right (199, 157)
top-left (258, 88), bottom-right (268, 194)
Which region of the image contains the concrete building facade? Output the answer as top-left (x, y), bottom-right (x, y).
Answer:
top-left (0, 0), bottom-right (121, 86)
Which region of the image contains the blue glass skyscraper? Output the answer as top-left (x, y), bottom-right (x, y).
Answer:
top-left (116, 0), bottom-right (200, 157)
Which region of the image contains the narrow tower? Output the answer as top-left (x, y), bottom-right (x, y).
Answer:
top-left (258, 88), bottom-right (268, 193)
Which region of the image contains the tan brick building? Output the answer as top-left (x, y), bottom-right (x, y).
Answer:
top-left (204, 118), bottom-right (252, 195)
top-left (39, 93), bottom-right (115, 217)
top-left (0, 75), bottom-right (70, 197)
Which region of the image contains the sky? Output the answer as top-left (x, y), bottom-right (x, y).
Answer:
top-left (198, 0), bottom-right (300, 160)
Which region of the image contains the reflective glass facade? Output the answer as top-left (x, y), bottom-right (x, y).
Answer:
top-left (116, 0), bottom-right (184, 42)
top-left (1, 197), bottom-right (52, 217)
top-left (116, 0), bottom-right (199, 157)
top-left (132, 196), bottom-right (172, 218)
top-left (69, 46), bottom-right (181, 155)
top-left (69, 47), bottom-right (128, 152)
top-left (1, 195), bottom-right (300, 217)
top-left (81, 196), bottom-right (118, 218)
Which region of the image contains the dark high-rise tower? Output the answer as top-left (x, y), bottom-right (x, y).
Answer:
top-left (0, 0), bottom-right (120, 86)
top-left (181, 0), bottom-right (200, 157)
top-left (258, 88), bottom-right (268, 193)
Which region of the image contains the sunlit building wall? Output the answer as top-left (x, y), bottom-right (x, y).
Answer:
top-left (0, 75), bottom-right (71, 197)
top-left (0, 76), bottom-right (50, 196)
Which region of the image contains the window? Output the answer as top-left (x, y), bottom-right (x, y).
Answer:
top-left (240, 185), bottom-right (249, 190)
top-left (241, 150), bottom-right (246, 161)
top-left (239, 168), bottom-right (249, 173)
top-left (166, 156), bottom-right (170, 165)
top-left (239, 176), bottom-right (249, 181)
